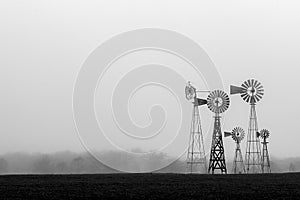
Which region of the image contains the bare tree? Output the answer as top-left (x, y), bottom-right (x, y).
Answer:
top-left (33, 155), bottom-right (54, 173)
top-left (0, 158), bottom-right (8, 174)
top-left (289, 163), bottom-right (295, 172)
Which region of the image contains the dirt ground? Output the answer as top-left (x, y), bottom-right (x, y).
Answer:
top-left (0, 173), bottom-right (299, 199)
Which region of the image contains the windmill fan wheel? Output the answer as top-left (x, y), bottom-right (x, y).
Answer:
top-left (185, 83), bottom-right (196, 100)
top-left (207, 90), bottom-right (230, 113)
top-left (240, 79), bottom-right (264, 104)
top-left (260, 129), bottom-right (270, 139)
top-left (232, 127), bottom-right (245, 142)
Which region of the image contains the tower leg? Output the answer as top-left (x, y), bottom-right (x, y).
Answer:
top-left (187, 105), bottom-right (207, 173)
top-left (208, 114), bottom-right (227, 174)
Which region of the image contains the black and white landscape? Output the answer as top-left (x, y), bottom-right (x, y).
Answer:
top-left (1, 1), bottom-right (300, 199)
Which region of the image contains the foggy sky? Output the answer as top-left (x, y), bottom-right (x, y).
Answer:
top-left (1, 1), bottom-right (300, 159)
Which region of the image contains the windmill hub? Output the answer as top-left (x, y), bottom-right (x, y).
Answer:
top-left (213, 97), bottom-right (223, 107)
top-left (248, 87), bottom-right (256, 96)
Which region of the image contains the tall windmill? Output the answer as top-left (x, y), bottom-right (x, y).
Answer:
top-left (230, 79), bottom-right (264, 173)
top-left (185, 82), bottom-right (207, 173)
top-left (257, 129), bottom-right (271, 173)
top-left (207, 90), bottom-right (230, 174)
top-left (225, 127), bottom-right (246, 174)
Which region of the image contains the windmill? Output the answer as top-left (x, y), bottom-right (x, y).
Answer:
top-left (257, 129), bottom-right (271, 173)
top-left (225, 127), bottom-right (246, 174)
top-left (207, 90), bottom-right (230, 174)
top-left (185, 82), bottom-right (207, 173)
top-left (230, 79), bottom-right (264, 173)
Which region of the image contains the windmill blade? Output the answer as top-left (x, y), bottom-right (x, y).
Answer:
top-left (241, 93), bottom-right (248, 101)
top-left (219, 107), bottom-right (223, 113)
top-left (241, 92), bottom-right (248, 98)
top-left (247, 79), bottom-right (252, 88)
top-left (230, 85), bottom-right (243, 95)
top-left (224, 132), bottom-right (232, 137)
top-left (254, 95), bottom-right (260, 103)
top-left (225, 97), bottom-right (230, 104)
top-left (257, 89), bottom-right (264, 95)
top-left (196, 98), bottom-right (207, 106)
top-left (256, 85), bottom-right (264, 91)
top-left (251, 79), bottom-right (255, 87)
top-left (241, 83), bottom-right (248, 90)
top-left (243, 80), bottom-right (250, 88)
top-left (256, 81), bottom-right (261, 88)
top-left (256, 93), bottom-right (263, 100)
top-left (245, 95), bottom-right (251, 103)
top-left (257, 89), bottom-right (264, 94)
top-left (254, 80), bottom-right (258, 88)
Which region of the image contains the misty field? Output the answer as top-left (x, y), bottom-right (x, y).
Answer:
top-left (0, 173), bottom-right (299, 199)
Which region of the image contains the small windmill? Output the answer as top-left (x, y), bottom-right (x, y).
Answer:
top-left (207, 90), bottom-right (230, 174)
top-left (230, 79), bottom-right (264, 173)
top-left (257, 129), bottom-right (271, 173)
top-left (225, 127), bottom-right (246, 174)
top-left (185, 82), bottom-right (207, 173)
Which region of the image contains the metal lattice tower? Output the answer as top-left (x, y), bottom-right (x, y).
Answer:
top-left (185, 82), bottom-right (207, 173)
top-left (230, 79), bottom-right (264, 173)
top-left (245, 103), bottom-right (262, 173)
top-left (207, 90), bottom-right (229, 174)
top-left (225, 127), bottom-right (246, 174)
top-left (186, 104), bottom-right (207, 173)
top-left (258, 129), bottom-right (271, 173)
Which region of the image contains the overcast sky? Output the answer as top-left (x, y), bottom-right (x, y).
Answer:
top-left (1, 1), bottom-right (300, 159)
